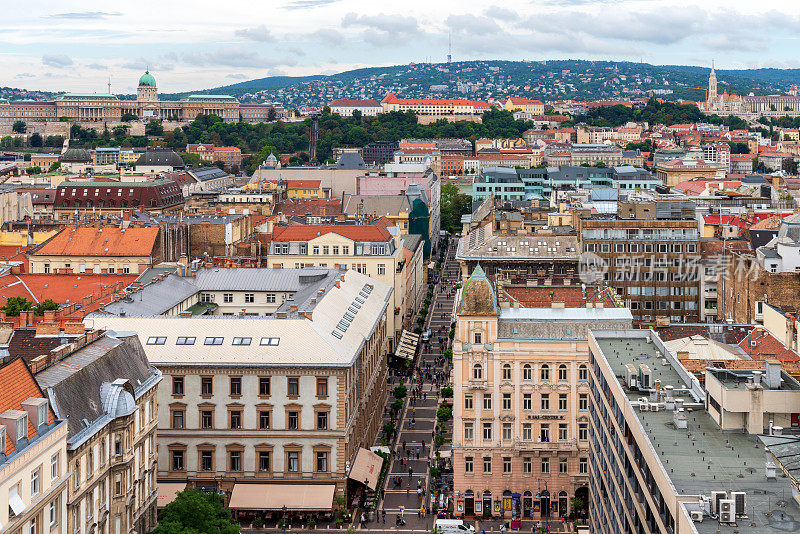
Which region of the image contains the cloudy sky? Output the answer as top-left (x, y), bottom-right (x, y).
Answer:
top-left (3, 0), bottom-right (800, 93)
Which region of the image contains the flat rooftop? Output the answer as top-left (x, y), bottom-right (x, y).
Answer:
top-left (593, 331), bottom-right (800, 533)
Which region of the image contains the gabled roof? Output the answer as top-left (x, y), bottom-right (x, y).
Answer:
top-left (272, 224), bottom-right (392, 243)
top-left (286, 180), bottom-right (321, 189)
top-left (0, 358), bottom-right (57, 455)
top-left (32, 227), bottom-right (159, 257)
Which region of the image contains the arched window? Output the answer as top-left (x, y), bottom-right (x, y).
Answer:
top-left (523, 364), bottom-right (532, 380)
top-left (558, 364), bottom-right (568, 381)
top-left (502, 364), bottom-right (512, 381)
top-left (578, 365), bottom-right (588, 381)
top-left (540, 364), bottom-right (550, 381)
top-left (473, 364), bottom-right (483, 380)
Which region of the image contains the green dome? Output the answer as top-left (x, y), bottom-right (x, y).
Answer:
top-left (138, 70), bottom-right (156, 87)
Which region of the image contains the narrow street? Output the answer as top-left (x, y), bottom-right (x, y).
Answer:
top-left (366, 237), bottom-right (460, 532)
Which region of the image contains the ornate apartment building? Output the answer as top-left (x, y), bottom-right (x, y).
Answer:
top-left (451, 267), bottom-right (632, 520)
top-left (90, 269), bottom-right (392, 513)
top-left (33, 329), bottom-right (162, 534)
top-left (0, 358), bottom-right (68, 534)
top-left (0, 71), bottom-right (284, 124)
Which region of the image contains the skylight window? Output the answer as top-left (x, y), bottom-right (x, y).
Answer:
top-left (344, 313), bottom-right (355, 322)
top-left (331, 330), bottom-right (343, 339)
top-left (348, 306), bottom-right (359, 315)
top-left (176, 337), bottom-right (195, 345)
top-left (355, 297), bottom-right (365, 304)
top-left (204, 337), bottom-right (224, 345)
top-left (336, 324), bottom-right (347, 333)
top-left (260, 337), bottom-right (280, 346)
top-left (146, 336), bottom-right (166, 345)
top-left (232, 337), bottom-right (252, 346)
top-left (352, 302), bottom-right (361, 309)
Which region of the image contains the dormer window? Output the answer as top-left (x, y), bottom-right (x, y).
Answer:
top-left (37, 403), bottom-right (47, 427)
top-left (16, 414), bottom-right (27, 443)
top-left (0, 425), bottom-right (5, 455)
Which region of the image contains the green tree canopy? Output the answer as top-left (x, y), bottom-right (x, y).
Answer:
top-left (441, 183), bottom-right (472, 233)
top-left (151, 489), bottom-right (239, 534)
top-left (33, 299), bottom-right (59, 317)
top-left (2, 296), bottom-right (33, 317)
top-left (12, 121), bottom-right (26, 134)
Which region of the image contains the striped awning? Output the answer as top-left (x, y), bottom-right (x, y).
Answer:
top-left (394, 329), bottom-right (420, 359)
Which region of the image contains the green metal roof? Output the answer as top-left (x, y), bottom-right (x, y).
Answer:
top-left (138, 71), bottom-right (156, 87)
top-left (185, 94), bottom-right (236, 100)
top-left (185, 302), bottom-right (218, 315)
top-left (57, 93), bottom-right (119, 100)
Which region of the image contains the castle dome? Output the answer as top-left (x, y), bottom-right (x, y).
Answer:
top-left (138, 70), bottom-right (156, 87)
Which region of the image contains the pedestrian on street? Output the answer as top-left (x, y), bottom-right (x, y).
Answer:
top-left (402, 440), bottom-right (406, 451)
top-left (382, 509), bottom-right (386, 524)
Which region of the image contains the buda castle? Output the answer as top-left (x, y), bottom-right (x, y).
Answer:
top-left (0, 70), bottom-right (283, 124)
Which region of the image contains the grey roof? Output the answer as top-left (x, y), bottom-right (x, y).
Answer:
top-left (457, 225), bottom-right (580, 261)
top-left (37, 334), bottom-right (160, 445)
top-left (135, 266), bottom-right (183, 285)
top-left (61, 148), bottom-right (92, 163)
top-left (401, 233), bottom-right (422, 252)
top-left (500, 307), bottom-right (632, 322)
top-left (101, 274), bottom-right (198, 316)
top-left (335, 152), bottom-right (366, 169)
top-left (342, 194), bottom-right (410, 217)
top-left (591, 188), bottom-right (619, 201)
top-left (135, 149), bottom-right (185, 168)
top-left (195, 267), bottom-right (335, 292)
top-left (189, 167), bottom-right (230, 182)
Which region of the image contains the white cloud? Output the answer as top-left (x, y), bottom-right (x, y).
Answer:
top-left (42, 54), bottom-right (72, 67)
top-left (234, 25), bottom-right (275, 42)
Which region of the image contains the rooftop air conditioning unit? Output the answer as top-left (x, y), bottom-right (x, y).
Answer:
top-left (639, 364), bottom-right (652, 389)
top-left (719, 500), bottom-right (735, 524)
top-left (625, 364), bottom-right (638, 389)
top-left (730, 492), bottom-right (746, 516)
top-left (650, 403), bottom-right (661, 412)
top-left (638, 399), bottom-right (650, 412)
top-left (711, 491), bottom-right (727, 516)
top-left (690, 511), bottom-right (703, 523)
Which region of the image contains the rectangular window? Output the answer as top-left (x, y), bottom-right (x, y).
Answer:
top-left (578, 423), bottom-right (588, 441)
top-left (259, 411), bottom-right (271, 430)
top-left (558, 423), bottom-right (568, 441)
top-left (31, 468), bottom-right (40, 496)
top-left (522, 423), bottom-right (532, 441)
top-left (230, 410), bottom-right (242, 429)
top-left (176, 337), bottom-right (195, 345)
top-left (172, 376), bottom-right (184, 395)
top-left (523, 394), bottom-right (532, 410)
top-left (204, 337), bottom-right (224, 345)
top-left (482, 422), bottom-right (492, 441)
top-left (49, 499), bottom-right (57, 528)
top-left (523, 457), bottom-right (532, 474)
top-left (260, 337), bottom-right (280, 346)
top-left (483, 394), bottom-right (492, 411)
top-left (503, 457), bottom-right (511, 474)
top-left (579, 458), bottom-right (588, 474)
top-left (342, 246), bottom-right (349, 255)
top-left (232, 337), bottom-right (252, 346)
top-left (558, 394), bottom-right (567, 411)
top-left (51, 454), bottom-right (59, 480)
top-left (146, 336), bottom-right (166, 345)
top-left (502, 393), bottom-right (512, 411)
top-left (464, 394), bottom-right (473, 410)
top-left (223, 293), bottom-right (233, 303)
top-left (266, 294), bottom-right (276, 303)
top-left (316, 451), bottom-right (328, 472)
top-left (287, 411), bottom-right (299, 430)
top-left (259, 452), bottom-right (271, 472)
top-left (483, 456), bottom-right (492, 474)
top-left (259, 377), bottom-right (271, 396)
top-left (172, 409), bottom-right (184, 429)
top-left (579, 394), bottom-right (588, 411)
top-left (540, 424), bottom-right (550, 443)
top-left (229, 451), bottom-right (242, 471)
top-left (287, 451), bottom-right (299, 472)
top-left (541, 394), bottom-right (550, 411)
top-left (287, 377), bottom-right (300, 396)
top-left (171, 450), bottom-right (184, 471)
top-left (230, 377), bottom-right (242, 396)
top-left (502, 422), bottom-right (512, 441)
top-left (245, 293), bottom-right (255, 303)
top-left (316, 377), bottom-right (328, 396)
top-left (317, 411), bottom-right (328, 430)
top-left (465, 456), bottom-right (473, 474)
top-left (201, 411), bottom-right (213, 429)
top-left (201, 451), bottom-right (213, 471)
top-left (201, 377), bottom-right (213, 396)
top-left (312, 245), bottom-right (320, 255)
top-left (377, 264), bottom-right (385, 275)
top-left (464, 422), bottom-right (473, 441)
top-left (559, 458), bottom-right (568, 474)
top-left (541, 457), bottom-right (550, 475)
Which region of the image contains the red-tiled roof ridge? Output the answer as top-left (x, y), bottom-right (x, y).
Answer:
top-left (31, 227), bottom-right (159, 257)
top-left (272, 223), bottom-right (392, 242)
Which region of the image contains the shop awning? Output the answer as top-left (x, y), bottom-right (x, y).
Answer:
top-left (228, 484), bottom-right (335, 511)
top-left (394, 329), bottom-right (420, 359)
top-left (157, 482), bottom-right (186, 507)
top-left (349, 448), bottom-right (383, 490)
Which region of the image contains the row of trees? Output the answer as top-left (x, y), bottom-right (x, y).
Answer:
top-left (0, 134), bottom-right (64, 149)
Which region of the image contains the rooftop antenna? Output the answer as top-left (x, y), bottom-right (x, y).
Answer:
top-left (107, 76), bottom-right (111, 95)
top-left (447, 32), bottom-right (452, 64)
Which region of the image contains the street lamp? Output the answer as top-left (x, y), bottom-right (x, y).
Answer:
top-left (282, 505), bottom-right (287, 534)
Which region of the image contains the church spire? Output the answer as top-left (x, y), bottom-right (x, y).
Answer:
top-left (707, 59), bottom-right (718, 104)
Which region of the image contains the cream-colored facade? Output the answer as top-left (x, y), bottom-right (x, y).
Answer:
top-left (28, 256), bottom-right (152, 275)
top-left (451, 267), bottom-right (632, 520)
top-left (0, 360), bottom-right (69, 534)
top-left (90, 270), bottom-right (392, 510)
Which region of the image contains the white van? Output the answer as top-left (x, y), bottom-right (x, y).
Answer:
top-left (434, 519), bottom-right (475, 533)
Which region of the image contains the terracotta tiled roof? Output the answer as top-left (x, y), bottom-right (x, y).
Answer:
top-left (285, 180), bottom-right (322, 189)
top-left (381, 93), bottom-right (490, 109)
top-left (272, 223), bottom-right (392, 242)
top-left (0, 357), bottom-right (56, 455)
top-left (509, 97), bottom-right (544, 105)
top-left (32, 227), bottom-right (159, 257)
top-left (7, 329), bottom-right (65, 364)
top-left (0, 273), bottom-right (137, 310)
top-left (273, 199), bottom-right (342, 217)
top-left (739, 329), bottom-right (800, 363)
top-left (503, 285), bottom-right (618, 308)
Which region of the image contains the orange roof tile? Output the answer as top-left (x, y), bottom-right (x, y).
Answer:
top-left (0, 358), bottom-right (56, 455)
top-left (31, 227), bottom-right (159, 257)
top-left (329, 99), bottom-right (381, 107)
top-left (381, 93), bottom-right (490, 108)
top-left (272, 223), bottom-right (392, 243)
top-left (285, 180), bottom-right (322, 190)
top-left (0, 273), bottom-right (137, 310)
